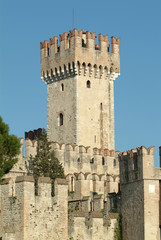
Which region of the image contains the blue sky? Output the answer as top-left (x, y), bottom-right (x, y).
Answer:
top-left (0, 0), bottom-right (161, 166)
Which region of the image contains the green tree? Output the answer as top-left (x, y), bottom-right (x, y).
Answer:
top-left (0, 116), bottom-right (21, 179)
top-left (31, 129), bottom-right (64, 195)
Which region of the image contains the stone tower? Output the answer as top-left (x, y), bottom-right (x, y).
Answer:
top-left (40, 29), bottom-right (120, 150)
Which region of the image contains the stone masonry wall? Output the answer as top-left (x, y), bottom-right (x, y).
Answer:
top-left (41, 29), bottom-right (120, 150)
top-left (121, 180), bottom-right (144, 240)
top-left (120, 146), bottom-right (161, 240)
top-left (24, 139), bottom-right (119, 176)
top-left (0, 176), bottom-right (68, 240)
top-left (69, 213), bottom-right (117, 240)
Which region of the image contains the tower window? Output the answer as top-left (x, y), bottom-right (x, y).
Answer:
top-left (113, 159), bottom-right (116, 167)
top-left (90, 158), bottom-right (94, 164)
top-left (82, 39), bottom-right (86, 48)
top-left (59, 113), bottom-right (63, 126)
top-left (87, 80), bottom-right (91, 88)
top-left (71, 176), bottom-right (74, 192)
top-left (102, 157), bottom-right (105, 165)
top-left (61, 83), bottom-right (64, 91)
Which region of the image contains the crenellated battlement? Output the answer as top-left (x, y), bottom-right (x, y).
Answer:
top-left (24, 138), bottom-right (119, 176)
top-left (0, 176), bottom-right (68, 240)
top-left (119, 146), bottom-right (155, 184)
top-left (40, 29), bottom-right (120, 84)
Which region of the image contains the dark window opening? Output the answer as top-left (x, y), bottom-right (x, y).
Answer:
top-left (113, 159), bottom-right (116, 167)
top-left (71, 176), bottom-right (74, 192)
top-left (82, 39), bottom-right (86, 48)
top-left (90, 200), bottom-right (94, 211)
top-left (133, 153), bottom-right (138, 170)
top-left (90, 158), bottom-right (94, 164)
top-left (124, 156), bottom-right (129, 181)
top-left (61, 83), bottom-right (64, 91)
top-left (87, 80), bottom-right (91, 88)
top-left (59, 113), bottom-right (63, 126)
top-left (102, 157), bottom-right (105, 165)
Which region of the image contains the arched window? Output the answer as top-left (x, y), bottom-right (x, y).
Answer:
top-left (87, 80), bottom-right (91, 88)
top-left (61, 83), bottom-right (64, 91)
top-left (59, 113), bottom-right (63, 126)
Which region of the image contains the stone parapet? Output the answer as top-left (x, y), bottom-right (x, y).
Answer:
top-left (40, 29), bottom-right (120, 84)
top-left (119, 146), bottom-right (155, 184)
top-left (0, 176), bottom-right (68, 240)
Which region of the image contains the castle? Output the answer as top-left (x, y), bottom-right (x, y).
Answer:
top-left (0, 29), bottom-right (160, 240)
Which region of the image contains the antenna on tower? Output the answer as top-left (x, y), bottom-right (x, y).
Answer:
top-left (72, 8), bottom-right (74, 29)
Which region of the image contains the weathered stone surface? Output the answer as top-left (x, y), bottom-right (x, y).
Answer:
top-left (120, 146), bottom-right (161, 240)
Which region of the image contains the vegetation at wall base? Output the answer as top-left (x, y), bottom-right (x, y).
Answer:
top-left (115, 214), bottom-right (122, 240)
top-left (0, 116), bottom-right (21, 180)
top-left (31, 129), bottom-right (64, 196)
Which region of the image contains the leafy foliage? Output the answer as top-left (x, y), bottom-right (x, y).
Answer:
top-left (0, 116), bottom-right (21, 179)
top-left (115, 214), bottom-right (122, 240)
top-left (31, 129), bottom-right (64, 195)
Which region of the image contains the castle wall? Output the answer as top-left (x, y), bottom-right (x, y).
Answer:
top-left (24, 139), bottom-right (119, 176)
top-left (121, 180), bottom-right (144, 240)
top-left (52, 142), bottom-right (119, 176)
top-left (119, 146), bottom-right (160, 240)
top-left (144, 180), bottom-right (159, 240)
top-left (68, 212), bottom-right (117, 240)
top-left (0, 176), bottom-right (68, 240)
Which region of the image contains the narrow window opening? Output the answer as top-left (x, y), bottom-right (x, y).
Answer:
top-left (71, 176), bottom-right (74, 192)
top-left (100, 103), bottom-right (103, 110)
top-left (61, 83), bottom-right (64, 91)
top-left (102, 157), bottom-right (105, 165)
top-left (87, 80), bottom-right (91, 88)
top-left (133, 153), bottom-right (138, 170)
top-left (82, 39), bottom-right (86, 48)
top-left (90, 158), bottom-right (94, 164)
top-left (59, 113), bottom-right (63, 126)
top-left (113, 159), bottom-right (116, 167)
